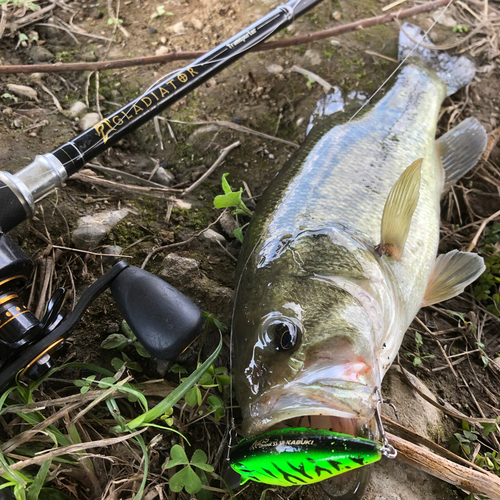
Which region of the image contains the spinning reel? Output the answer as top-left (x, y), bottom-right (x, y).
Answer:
top-left (0, 229), bottom-right (205, 391)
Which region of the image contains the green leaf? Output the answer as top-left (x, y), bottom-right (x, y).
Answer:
top-left (133, 342), bottom-right (151, 358)
top-left (170, 466), bottom-right (202, 494)
top-left (127, 335), bottom-right (222, 429)
top-left (101, 334), bottom-right (129, 350)
top-left (185, 386), bottom-right (202, 407)
top-left (27, 459), bottom-right (52, 500)
top-left (98, 377), bottom-right (117, 389)
top-left (413, 356), bottom-right (422, 367)
top-left (112, 357), bottom-right (125, 371)
top-left (170, 363), bottom-right (188, 374)
top-left (121, 320), bottom-right (136, 340)
top-left (415, 332), bottom-right (423, 349)
top-left (480, 422), bottom-right (497, 436)
top-left (233, 226), bottom-right (244, 243)
top-left (463, 430), bottom-right (478, 441)
top-left (191, 449), bottom-right (212, 470)
top-left (166, 445), bottom-right (189, 468)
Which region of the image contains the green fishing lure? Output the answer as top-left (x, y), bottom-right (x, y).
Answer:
top-left (230, 428), bottom-right (381, 487)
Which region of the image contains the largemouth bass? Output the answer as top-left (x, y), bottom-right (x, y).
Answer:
top-left (232, 23), bottom-right (487, 495)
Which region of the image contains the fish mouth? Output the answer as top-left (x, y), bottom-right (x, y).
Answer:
top-left (241, 384), bottom-right (378, 500)
top-left (242, 381), bottom-right (376, 438)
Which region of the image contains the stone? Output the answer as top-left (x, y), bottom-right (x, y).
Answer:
top-left (72, 209), bottom-right (129, 250)
top-left (304, 49), bottom-right (322, 66)
top-left (80, 52), bottom-right (98, 62)
top-left (202, 229), bottom-right (226, 244)
top-left (267, 64), bottom-right (283, 74)
top-left (28, 46), bottom-right (54, 62)
top-left (191, 18), bottom-right (203, 30)
top-left (168, 21), bottom-right (185, 34)
top-left (151, 166), bottom-right (175, 186)
top-left (101, 245), bottom-right (123, 265)
top-left (68, 101), bottom-right (87, 118)
top-left (6, 84), bottom-right (38, 101)
top-left (159, 253), bottom-right (200, 286)
top-left (78, 112), bottom-right (101, 131)
top-left (155, 45), bottom-right (169, 56)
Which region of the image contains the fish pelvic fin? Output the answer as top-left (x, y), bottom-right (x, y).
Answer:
top-left (377, 158), bottom-right (422, 261)
top-left (422, 250), bottom-right (485, 307)
top-left (437, 117), bottom-right (487, 192)
top-left (399, 22), bottom-right (475, 96)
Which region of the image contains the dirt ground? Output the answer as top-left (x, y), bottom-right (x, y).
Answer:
top-left (1, 0), bottom-right (500, 499)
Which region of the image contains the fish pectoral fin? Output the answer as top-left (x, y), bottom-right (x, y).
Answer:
top-left (422, 250), bottom-right (485, 307)
top-left (378, 158), bottom-right (422, 261)
top-left (437, 117), bottom-right (487, 192)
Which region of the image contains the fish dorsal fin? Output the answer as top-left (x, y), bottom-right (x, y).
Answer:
top-left (436, 117), bottom-right (487, 191)
top-left (378, 158), bottom-right (422, 261)
top-left (422, 250), bottom-right (485, 307)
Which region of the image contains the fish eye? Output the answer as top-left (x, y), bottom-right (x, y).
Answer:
top-left (268, 321), bottom-right (301, 351)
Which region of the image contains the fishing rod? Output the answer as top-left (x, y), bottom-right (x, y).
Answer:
top-left (0, 0), bottom-right (325, 234)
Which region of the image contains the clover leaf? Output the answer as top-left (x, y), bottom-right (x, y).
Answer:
top-left (166, 445), bottom-right (214, 494)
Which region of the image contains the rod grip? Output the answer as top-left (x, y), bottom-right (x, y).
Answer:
top-left (0, 180), bottom-right (28, 233)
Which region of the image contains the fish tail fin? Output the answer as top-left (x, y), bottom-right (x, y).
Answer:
top-left (398, 22), bottom-right (475, 96)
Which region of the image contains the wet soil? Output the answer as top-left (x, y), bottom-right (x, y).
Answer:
top-left (1, 0), bottom-right (500, 499)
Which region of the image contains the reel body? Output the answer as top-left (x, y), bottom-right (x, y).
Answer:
top-left (0, 230), bottom-right (205, 391)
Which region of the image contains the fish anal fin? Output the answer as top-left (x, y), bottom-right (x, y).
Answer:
top-left (378, 158), bottom-right (422, 261)
top-left (422, 250), bottom-right (485, 307)
top-left (437, 117), bottom-right (487, 192)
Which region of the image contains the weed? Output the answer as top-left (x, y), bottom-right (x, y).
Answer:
top-left (404, 332), bottom-right (435, 367)
top-left (213, 173), bottom-right (252, 242)
top-left (0, 0), bottom-right (39, 11)
top-left (453, 24), bottom-right (469, 33)
top-left (101, 320), bottom-right (151, 358)
top-left (151, 5), bottom-right (173, 19)
top-left (165, 445), bottom-right (214, 494)
top-left (450, 419), bottom-right (500, 488)
top-left (474, 223), bottom-right (500, 315)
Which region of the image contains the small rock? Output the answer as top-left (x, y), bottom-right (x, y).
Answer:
top-left (332, 10), bottom-right (341, 20)
top-left (168, 21), bottom-right (185, 34)
top-left (28, 46), bottom-right (54, 63)
top-left (219, 211), bottom-right (239, 239)
top-left (68, 101), bottom-right (87, 118)
top-left (28, 72), bottom-right (45, 84)
top-left (106, 322), bottom-right (120, 334)
top-left (267, 63), bottom-right (283, 74)
top-left (155, 45), bottom-right (169, 56)
top-left (160, 253), bottom-right (199, 286)
top-left (202, 229), bottom-right (226, 244)
top-left (6, 84), bottom-right (38, 101)
top-left (2, 107), bottom-right (12, 115)
top-left (72, 209), bottom-right (129, 250)
top-left (232, 117), bottom-right (243, 124)
top-left (268, 154), bottom-right (275, 160)
top-left (433, 8), bottom-right (457, 28)
top-left (149, 27), bottom-right (157, 34)
top-left (79, 112), bottom-right (101, 131)
top-left (80, 52), bottom-right (98, 62)
top-left (191, 18), bottom-right (203, 30)
top-left (13, 118), bottom-right (24, 128)
top-left (304, 49), bottom-right (322, 66)
top-left (101, 245), bottom-right (123, 265)
top-left (152, 166), bottom-right (175, 186)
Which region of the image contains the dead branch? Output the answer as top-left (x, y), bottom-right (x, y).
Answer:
top-left (388, 432), bottom-right (500, 499)
top-left (0, 0), bottom-right (453, 74)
